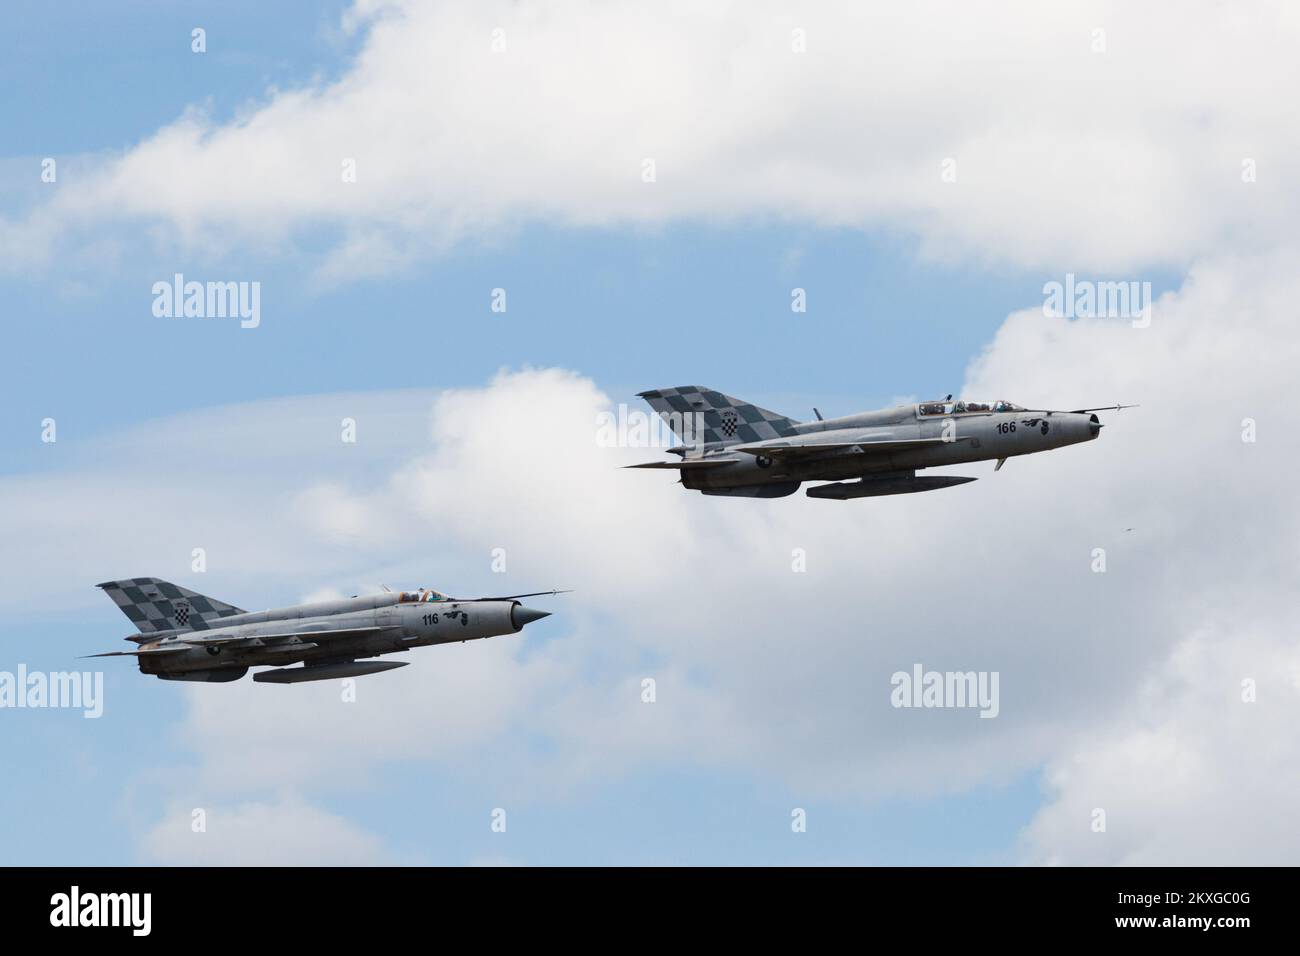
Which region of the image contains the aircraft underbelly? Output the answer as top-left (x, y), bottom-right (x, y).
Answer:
top-left (100, 581), bottom-right (557, 685)
top-left (139, 611), bottom-right (397, 675)
top-left (683, 422), bottom-right (996, 488)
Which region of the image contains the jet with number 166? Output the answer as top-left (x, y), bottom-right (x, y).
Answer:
top-left (628, 385), bottom-right (1133, 499)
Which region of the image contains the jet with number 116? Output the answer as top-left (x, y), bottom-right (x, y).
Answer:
top-left (88, 579), bottom-right (564, 683)
top-left (628, 386), bottom-right (1133, 499)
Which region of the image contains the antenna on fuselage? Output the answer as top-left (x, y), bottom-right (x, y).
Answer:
top-left (813, 407), bottom-right (824, 421)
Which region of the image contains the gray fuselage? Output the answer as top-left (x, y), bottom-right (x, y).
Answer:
top-left (135, 593), bottom-right (524, 679)
top-left (682, 404), bottom-right (1100, 492)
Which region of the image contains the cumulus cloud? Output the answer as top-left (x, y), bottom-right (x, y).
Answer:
top-left (4, 1), bottom-right (1297, 860)
top-left (167, 252), bottom-right (1300, 859)
top-left (6, 249), bottom-right (1296, 861)
top-left (141, 795), bottom-right (399, 865)
top-left (1021, 617), bottom-right (1300, 865)
top-left (6, 0), bottom-right (1300, 275)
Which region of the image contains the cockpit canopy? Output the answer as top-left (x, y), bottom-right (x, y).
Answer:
top-left (917, 399), bottom-right (1025, 416)
top-left (398, 588), bottom-right (449, 604)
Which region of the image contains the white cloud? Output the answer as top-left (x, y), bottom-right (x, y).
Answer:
top-left (6, 249), bottom-right (1297, 861)
top-left (6, 0), bottom-right (1294, 865)
top-left (141, 795), bottom-right (400, 865)
top-left (6, 1), bottom-right (1300, 276)
top-left (1021, 614), bottom-right (1300, 865)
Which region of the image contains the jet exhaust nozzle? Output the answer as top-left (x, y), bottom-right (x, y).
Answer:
top-left (807, 475), bottom-right (977, 500)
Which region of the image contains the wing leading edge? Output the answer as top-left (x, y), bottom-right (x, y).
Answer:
top-left (624, 459), bottom-right (741, 470)
top-left (732, 438), bottom-right (950, 459)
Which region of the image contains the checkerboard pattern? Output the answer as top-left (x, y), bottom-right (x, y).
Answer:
top-left (637, 386), bottom-right (799, 447)
top-left (97, 577), bottom-right (245, 633)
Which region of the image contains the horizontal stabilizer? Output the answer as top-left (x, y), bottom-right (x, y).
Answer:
top-left (85, 644), bottom-right (192, 658)
top-left (624, 459), bottom-right (740, 470)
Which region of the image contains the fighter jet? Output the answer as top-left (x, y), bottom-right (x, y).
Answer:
top-left (628, 386), bottom-right (1133, 499)
top-left (88, 579), bottom-right (563, 683)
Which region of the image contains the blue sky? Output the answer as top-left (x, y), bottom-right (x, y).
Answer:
top-left (1, 2), bottom-right (1294, 865)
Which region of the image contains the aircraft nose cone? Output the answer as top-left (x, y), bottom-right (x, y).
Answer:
top-left (512, 605), bottom-right (551, 630)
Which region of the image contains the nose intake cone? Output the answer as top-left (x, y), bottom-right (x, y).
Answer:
top-left (1089, 413), bottom-right (1102, 438)
top-left (512, 605), bottom-right (552, 630)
